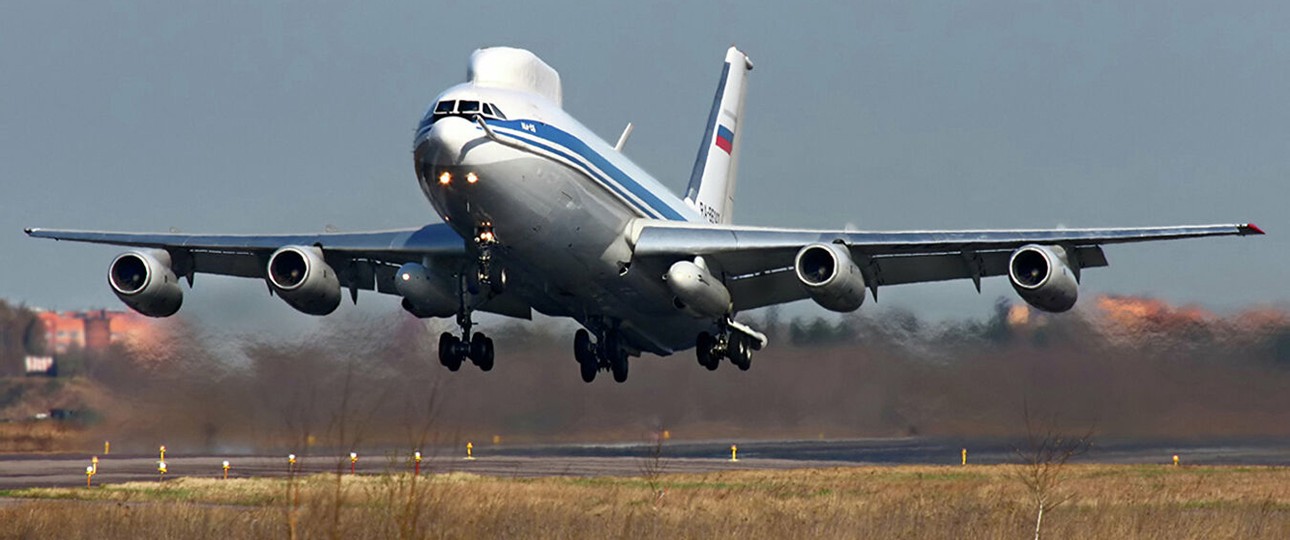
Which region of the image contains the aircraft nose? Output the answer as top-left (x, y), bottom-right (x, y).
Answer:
top-left (415, 116), bottom-right (478, 167)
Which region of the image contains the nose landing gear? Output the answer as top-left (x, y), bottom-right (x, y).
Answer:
top-left (437, 225), bottom-right (504, 373)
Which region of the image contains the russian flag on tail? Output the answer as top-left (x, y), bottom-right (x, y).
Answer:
top-left (714, 124), bottom-right (734, 154)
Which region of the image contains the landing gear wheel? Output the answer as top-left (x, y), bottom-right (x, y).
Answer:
top-left (470, 332), bottom-right (494, 371)
top-left (575, 329), bottom-right (597, 382)
top-left (574, 329), bottom-right (593, 364)
top-left (579, 357), bottom-right (597, 383)
top-left (729, 333), bottom-right (752, 371)
top-left (439, 332), bottom-right (463, 372)
top-left (696, 332), bottom-right (718, 371)
top-left (610, 349), bottom-right (629, 383)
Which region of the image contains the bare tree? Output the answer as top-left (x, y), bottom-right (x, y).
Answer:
top-left (638, 430), bottom-right (668, 508)
top-left (1012, 404), bottom-right (1094, 540)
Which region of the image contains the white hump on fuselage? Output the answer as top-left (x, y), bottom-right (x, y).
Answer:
top-left (468, 47), bottom-right (563, 107)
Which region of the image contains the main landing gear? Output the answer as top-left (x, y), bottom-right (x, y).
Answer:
top-left (573, 327), bottom-right (630, 384)
top-left (438, 224), bottom-right (503, 373)
top-left (695, 319), bottom-right (764, 372)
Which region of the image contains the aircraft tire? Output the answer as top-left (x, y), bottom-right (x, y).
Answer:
top-left (610, 350), bottom-right (629, 383)
top-left (579, 354), bottom-right (597, 383)
top-left (729, 334), bottom-right (752, 371)
top-left (471, 333), bottom-right (494, 371)
top-left (574, 329), bottom-right (592, 364)
top-left (440, 332), bottom-right (463, 372)
top-left (696, 332), bottom-right (718, 371)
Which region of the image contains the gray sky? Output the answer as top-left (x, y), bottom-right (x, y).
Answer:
top-left (2, 1), bottom-right (1286, 323)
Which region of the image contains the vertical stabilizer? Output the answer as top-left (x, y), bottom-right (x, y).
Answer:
top-left (685, 47), bottom-right (753, 225)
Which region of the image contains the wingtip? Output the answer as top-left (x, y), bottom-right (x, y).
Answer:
top-left (1241, 223), bottom-right (1266, 235)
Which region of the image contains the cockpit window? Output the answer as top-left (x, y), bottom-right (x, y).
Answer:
top-left (421, 99), bottom-right (507, 131)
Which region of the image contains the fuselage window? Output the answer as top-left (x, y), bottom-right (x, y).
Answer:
top-left (489, 104), bottom-right (507, 120)
top-left (482, 103), bottom-right (495, 116)
top-left (458, 100), bottom-right (480, 114)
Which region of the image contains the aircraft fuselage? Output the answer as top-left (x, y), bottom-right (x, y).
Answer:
top-left (412, 84), bottom-right (709, 356)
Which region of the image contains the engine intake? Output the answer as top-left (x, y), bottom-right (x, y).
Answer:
top-left (1008, 244), bottom-right (1079, 313)
top-left (108, 250), bottom-right (183, 317)
top-left (267, 245), bottom-right (341, 316)
top-left (794, 243), bottom-right (866, 312)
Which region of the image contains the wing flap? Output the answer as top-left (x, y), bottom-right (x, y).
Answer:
top-left (25, 224), bottom-right (466, 258)
top-left (632, 220), bottom-right (1252, 311)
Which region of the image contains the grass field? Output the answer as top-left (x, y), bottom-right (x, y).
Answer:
top-left (2, 464), bottom-right (1289, 539)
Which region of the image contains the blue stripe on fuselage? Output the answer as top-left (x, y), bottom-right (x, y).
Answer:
top-left (491, 120), bottom-right (687, 221)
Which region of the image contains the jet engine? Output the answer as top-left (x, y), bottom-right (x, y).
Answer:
top-left (664, 259), bottom-right (731, 318)
top-left (794, 243), bottom-right (866, 312)
top-left (266, 245), bottom-right (341, 316)
top-left (395, 262), bottom-right (458, 318)
top-left (1008, 244), bottom-right (1079, 313)
top-left (108, 249), bottom-right (183, 318)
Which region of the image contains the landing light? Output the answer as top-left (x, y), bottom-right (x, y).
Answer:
top-left (466, 172), bottom-right (479, 184)
top-left (401, 273), bottom-right (411, 281)
top-left (438, 171), bottom-right (452, 185)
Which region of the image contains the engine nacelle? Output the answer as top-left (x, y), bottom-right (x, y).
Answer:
top-left (395, 262), bottom-right (458, 318)
top-left (795, 243), bottom-right (867, 312)
top-left (664, 259), bottom-right (731, 318)
top-left (1008, 244), bottom-right (1079, 313)
top-left (267, 245), bottom-right (341, 316)
top-left (108, 249), bottom-right (184, 318)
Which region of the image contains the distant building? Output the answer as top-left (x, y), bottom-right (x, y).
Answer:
top-left (24, 355), bottom-right (55, 376)
top-left (35, 309), bottom-right (152, 354)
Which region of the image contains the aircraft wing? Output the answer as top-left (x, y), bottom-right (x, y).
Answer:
top-left (630, 221), bottom-right (1264, 311)
top-left (24, 224), bottom-right (532, 319)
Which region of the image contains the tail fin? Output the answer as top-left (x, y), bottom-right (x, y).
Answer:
top-left (685, 46), bottom-right (753, 225)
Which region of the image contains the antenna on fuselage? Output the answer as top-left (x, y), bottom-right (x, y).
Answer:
top-left (614, 122), bottom-right (634, 152)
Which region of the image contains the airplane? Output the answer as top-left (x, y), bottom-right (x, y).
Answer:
top-left (26, 46), bottom-right (1263, 383)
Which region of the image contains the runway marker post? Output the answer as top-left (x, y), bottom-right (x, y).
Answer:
top-left (350, 452), bottom-right (358, 475)
top-left (159, 445), bottom-right (166, 463)
top-left (288, 454), bottom-right (297, 474)
top-left (1173, 454), bottom-right (1180, 467)
top-left (86, 466), bottom-right (94, 488)
top-left (157, 460), bottom-right (167, 482)
top-left (223, 460), bottom-right (230, 479)
top-left (414, 451), bottom-right (422, 476)
top-left (465, 442), bottom-right (475, 460)
top-left (104, 441), bottom-right (110, 455)
top-left (962, 448), bottom-right (967, 466)
top-left (730, 445), bottom-right (738, 462)
top-left (91, 455), bottom-right (99, 474)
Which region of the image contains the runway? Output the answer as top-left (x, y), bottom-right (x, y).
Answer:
top-left (3, 437), bottom-right (1289, 490)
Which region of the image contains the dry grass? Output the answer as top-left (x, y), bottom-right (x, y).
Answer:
top-left (0, 422), bottom-right (85, 453)
top-left (2, 464), bottom-right (1290, 539)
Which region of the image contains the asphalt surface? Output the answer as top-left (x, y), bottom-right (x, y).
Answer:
top-left (3, 437), bottom-right (1290, 489)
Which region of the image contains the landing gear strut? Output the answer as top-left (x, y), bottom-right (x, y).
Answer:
top-left (573, 325), bottom-right (630, 383)
top-left (438, 229), bottom-right (502, 373)
top-left (695, 319), bottom-right (761, 371)
top-left (468, 224), bottom-right (507, 295)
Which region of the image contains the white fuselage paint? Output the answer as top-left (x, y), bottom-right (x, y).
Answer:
top-left (412, 84), bottom-right (712, 356)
